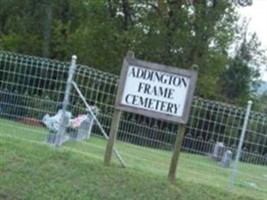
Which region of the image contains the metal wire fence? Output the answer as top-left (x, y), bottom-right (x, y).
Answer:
top-left (0, 51), bottom-right (266, 198)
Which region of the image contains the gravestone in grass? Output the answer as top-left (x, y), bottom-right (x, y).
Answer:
top-left (220, 150), bottom-right (233, 168)
top-left (212, 142), bottom-right (226, 161)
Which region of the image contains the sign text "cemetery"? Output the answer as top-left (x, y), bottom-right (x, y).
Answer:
top-left (120, 66), bottom-right (189, 117)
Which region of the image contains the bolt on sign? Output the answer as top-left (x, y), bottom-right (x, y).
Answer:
top-left (115, 56), bottom-right (198, 124)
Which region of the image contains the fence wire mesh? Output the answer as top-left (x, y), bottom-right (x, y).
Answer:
top-left (0, 51), bottom-right (266, 199)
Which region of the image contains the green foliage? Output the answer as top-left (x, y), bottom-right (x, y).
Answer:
top-left (220, 58), bottom-right (253, 105)
top-left (218, 23), bottom-right (264, 105)
top-left (0, 0), bottom-right (265, 104)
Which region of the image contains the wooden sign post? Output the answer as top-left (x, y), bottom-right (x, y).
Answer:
top-left (168, 64), bottom-right (198, 183)
top-left (104, 108), bottom-right (122, 166)
top-left (104, 51), bottom-right (134, 166)
top-left (104, 51), bottom-right (198, 183)
top-left (168, 123), bottom-right (186, 183)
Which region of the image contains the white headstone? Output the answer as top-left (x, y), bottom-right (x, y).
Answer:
top-left (221, 150), bottom-right (233, 168)
top-left (212, 142), bottom-right (226, 161)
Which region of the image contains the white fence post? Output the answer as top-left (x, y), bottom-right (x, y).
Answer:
top-left (58, 55), bottom-right (77, 136)
top-left (227, 100), bottom-right (253, 192)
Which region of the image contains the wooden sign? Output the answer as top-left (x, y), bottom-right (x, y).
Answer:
top-left (115, 56), bottom-right (197, 124)
top-left (105, 52), bottom-right (198, 184)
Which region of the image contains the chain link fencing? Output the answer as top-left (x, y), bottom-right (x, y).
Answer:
top-left (0, 51), bottom-right (266, 199)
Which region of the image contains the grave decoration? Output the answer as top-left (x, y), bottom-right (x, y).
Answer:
top-left (68, 106), bottom-right (99, 140)
top-left (42, 107), bottom-right (98, 145)
top-left (42, 109), bottom-right (72, 145)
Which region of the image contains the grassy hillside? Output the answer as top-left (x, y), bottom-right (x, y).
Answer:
top-left (0, 118), bottom-right (266, 199)
top-left (0, 136), bottom-right (263, 200)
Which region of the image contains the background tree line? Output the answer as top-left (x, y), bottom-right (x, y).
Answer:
top-left (0, 0), bottom-right (266, 107)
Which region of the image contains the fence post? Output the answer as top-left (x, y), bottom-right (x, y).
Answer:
top-left (227, 100), bottom-right (252, 192)
top-left (58, 55), bottom-right (77, 136)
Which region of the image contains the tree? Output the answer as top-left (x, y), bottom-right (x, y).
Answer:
top-left (220, 58), bottom-right (255, 105)
top-left (0, 0), bottom-right (262, 104)
top-left (219, 21), bottom-right (266, 105)
top-left (0, 0), bottom-right (48, 55)
top-left (119, 0), bottom-right (239, 99)
top-left (235, 0), bottom-right (253, 6)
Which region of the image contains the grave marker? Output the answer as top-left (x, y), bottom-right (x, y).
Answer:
top-left (221, 150), bottom-right (233, 168)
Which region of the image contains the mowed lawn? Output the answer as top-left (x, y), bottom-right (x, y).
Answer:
top-left (0, 118), bottom-right (266, 200)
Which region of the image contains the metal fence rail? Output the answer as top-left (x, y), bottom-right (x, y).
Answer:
top-left (0, 51), bottom-right (266, 198)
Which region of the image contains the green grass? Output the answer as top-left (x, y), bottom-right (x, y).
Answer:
top-left (0, 136), bottom-right (263, 200)
top-left (0, 118), bottom-right (266, 200)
